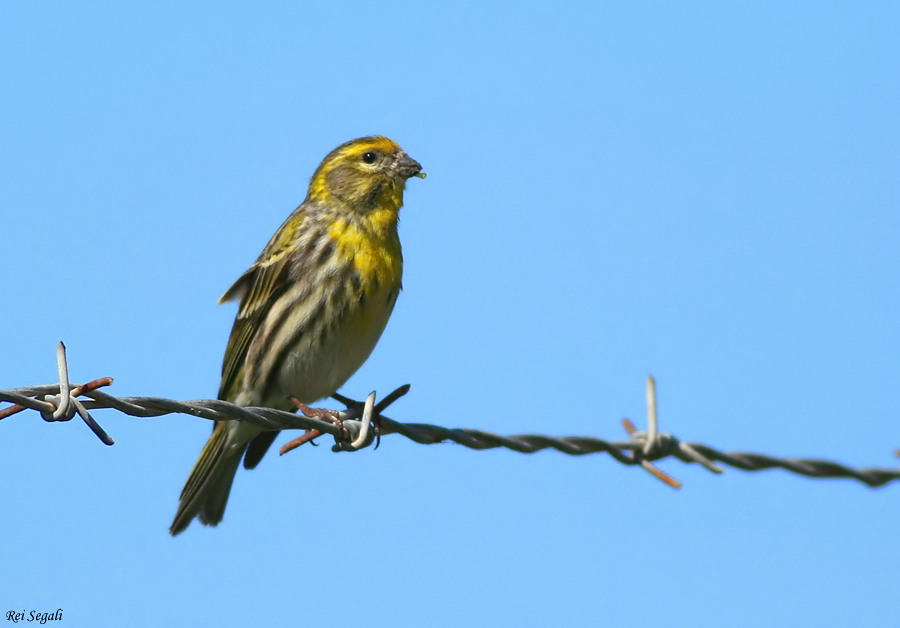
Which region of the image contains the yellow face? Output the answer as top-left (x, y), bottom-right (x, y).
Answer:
top-left (308, 136), bottom-right (424, 211)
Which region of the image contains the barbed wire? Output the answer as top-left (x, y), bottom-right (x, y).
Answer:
top-left (1, 343), bottom-right (898, 489)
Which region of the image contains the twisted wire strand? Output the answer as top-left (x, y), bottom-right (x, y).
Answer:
top-left (2, 380), bottom-right (897, 488)
top-left (675, 443), bottom-right (899, 487)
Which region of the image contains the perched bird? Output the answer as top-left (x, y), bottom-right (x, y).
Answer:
top-left (170, 136), bottom-right (424, 535)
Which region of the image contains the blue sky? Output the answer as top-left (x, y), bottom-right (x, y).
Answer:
top-left (1, 2), bottom-right (897, 626)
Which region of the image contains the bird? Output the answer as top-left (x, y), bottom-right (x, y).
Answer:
top-left (170, 136), bottom-right (424, 535)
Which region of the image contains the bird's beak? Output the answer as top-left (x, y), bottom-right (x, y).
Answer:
top-left (396, 153), bottom-right (426, 179)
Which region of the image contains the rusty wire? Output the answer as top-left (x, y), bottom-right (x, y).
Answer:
top-left (1, 343), bottom-right (898, 489)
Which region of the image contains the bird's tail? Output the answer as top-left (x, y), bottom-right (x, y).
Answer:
top-left (170, 421), bottom-right (250, 536)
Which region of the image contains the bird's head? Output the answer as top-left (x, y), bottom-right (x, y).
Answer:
top-left (308, 136), bottom-right (425, 212)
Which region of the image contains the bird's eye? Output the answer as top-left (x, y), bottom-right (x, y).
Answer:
top-left (362, 152), bottom-right (377, 164)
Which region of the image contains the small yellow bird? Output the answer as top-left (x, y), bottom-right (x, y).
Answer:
top-left (170, 136), bottom-right (424, 535)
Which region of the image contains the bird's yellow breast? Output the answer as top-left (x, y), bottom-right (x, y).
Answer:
top-left (327, 208), bottom-right (403, 294)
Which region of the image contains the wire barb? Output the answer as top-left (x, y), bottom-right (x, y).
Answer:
top-left (0, 342), bottom-right (115, 445)
top-left (620, 376), bottom-right (726, 489)
top-left (2, 344), bottom-right (898, 489)
top-left (338, 390), bottom-right (376, 451)
top-left (619, 375), bottom-right (682, 488)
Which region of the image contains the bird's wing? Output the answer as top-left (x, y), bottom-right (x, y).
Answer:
top-left (217, 216), bottom-right (301, 402)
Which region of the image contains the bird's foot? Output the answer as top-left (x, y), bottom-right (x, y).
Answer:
top-left (279, 398), bottom-right (343, 455)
